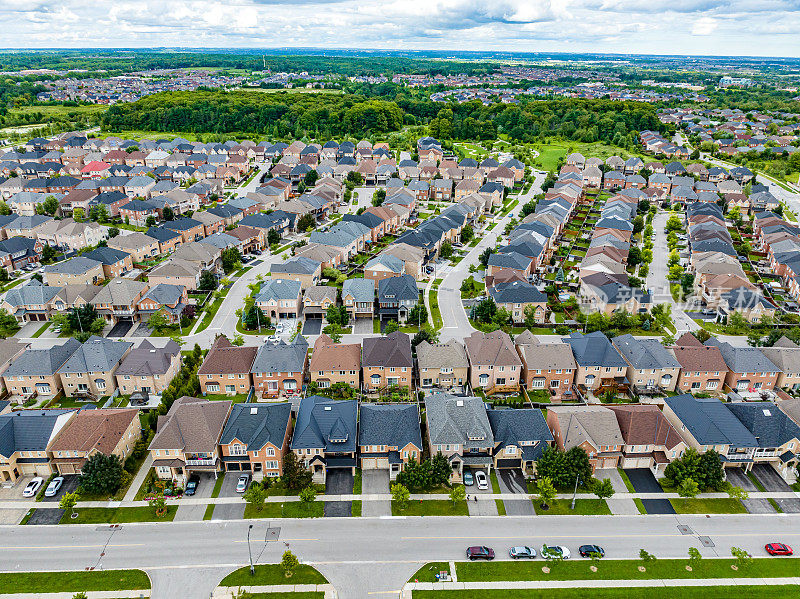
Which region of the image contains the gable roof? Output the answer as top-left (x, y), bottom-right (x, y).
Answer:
top-left (49, 408), bottom-right (139, 454)
top-left (727, 402), bottom-right (800, 448)
top-left (290, 395), bottom-right (357, 452)
top-left (358, 403), bottom-right (422, 450)
top-left (58, 336), bottom-right (132, 374)
top-left (116, 339), bottom-right (180, 377)
top-left (148, 396), bottom-right (231, 452)
top-left (362, 331), bottom-right (412, 368)
top-left (219, 402), bottom-right (292, 450)
top-left (548, 405), bottom-right (624, 449)
top-left (198, 335), bottom-right (257, 375)
top-left (3, 338), bottom-right (81, 377)
top-left (464, 330), bottom-right (522, 367)
top-left (487, 407), bottom-right (553, 451)
top-left (664, 394), bottom-right (757, 447)
top-left (426, 393), bottom-right (493, 449)
top-left (562, 331), bottom-right (627, 368)
top-left (612, 334), bottom-right (681, 370)
top-left (250, 335), bottom-right (308, 374)
top-left (606, 404), bottom-right (683, 449)
top-left (0, 409), bottom-right (74, 457)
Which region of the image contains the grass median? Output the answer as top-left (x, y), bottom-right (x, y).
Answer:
top-left (411, 586), bottom-right (800, 599)
top-left (0, 570), bottom-right (151, 594)
top-left (392, 500), bottom-right (468, 517)
top-left (669, 498), bottom-right (747, 514)
top-left (243, 501), bottom-right (324, 519)
top-left (221, 564), bottom-right (327, 587)
top-left (60, 506), bottom-right (178, 524)
top-left (532, 499), bottom-right (611, 515)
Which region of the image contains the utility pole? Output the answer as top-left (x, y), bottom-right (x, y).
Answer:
top-left (247, 524), bottom-right (255, 575)
top-left (571, 475), bottom-right (581, 510)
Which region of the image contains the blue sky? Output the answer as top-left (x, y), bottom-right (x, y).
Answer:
top-left (2, 0), bottom-right (799, 57)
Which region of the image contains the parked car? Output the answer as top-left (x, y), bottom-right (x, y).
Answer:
top-left (475, 470), bottom-right (489, 490)
top-left (541, 545), bottom-right (571, 559)
top-left (185, 475), bottom-right (199, 496)
top-left (236, 474), bottom-right (251, 493)
top-left (463, 471), bottom-right (474, 486)
top-left (266, 335), bottom-right (279, 345)
top-left (509, 546), bottom-right (537, 559)
top-left (44, 476), bottom-right (64, 498)
top-left (579, 545), bottom-right (605, 558)
top-left (22, 477), bottom-right (44, 498)
top-left (765, 543), bottom-right (793, 556)
top-left (466, 546), bottom-right (495, 560)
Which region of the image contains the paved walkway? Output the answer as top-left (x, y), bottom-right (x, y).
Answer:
top-left (596, 469), bottom-right (640, 515)
top-left (122, 454), bottom-right (152, 502)
top-left (214, 584), bottom-right (336, 599)
top-left (402, 576), bottom-right (800, 597)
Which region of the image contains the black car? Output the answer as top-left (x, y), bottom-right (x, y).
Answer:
top-left (185, 475), bottom-right (200, 496)
top-left (579, 545), bottom-right (605, 558)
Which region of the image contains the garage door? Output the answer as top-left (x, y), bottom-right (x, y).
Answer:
top-left (602, 458), bottom-right (618, 468)
top-left (376, 458), bottom-right (389, 469)
top-left (362, 458), bottom-right (377, 469)
top-left (624, 457), bottom-right (651, 469)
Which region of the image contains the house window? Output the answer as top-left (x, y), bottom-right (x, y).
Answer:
top-left (207, 383), bottom-right (220, 392)
top-left (230, 444), bottom-right (246, 456)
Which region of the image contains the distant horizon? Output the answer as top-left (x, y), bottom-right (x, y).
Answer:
top-left (2, 0), bottom-right (799, 59)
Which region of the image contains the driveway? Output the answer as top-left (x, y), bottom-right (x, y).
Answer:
top-left (324, 470), bottom-right (353, 517)
top-left (596, 469), bottom-right (639, 516)
top-left (466, 469), bottom-right (497, 516)
top-left (26, 507), bottom-right (64, 525)
top-left (353, 318), bottom-right (374, 334)
top-left (361, 469), bottom-right (390, 517)
top-left (218, 472), bottom-right (246, 498)
top-left (107, 320), bottom-right (134, 338)
top-left (0, 475), bottom-right (35, 501)
top-left (175, 473), bottom-right (215, 522)
top-left (301, 319), bottom-right (322, 335)
top-left (496, 470), bottom-right (534, 516)
top-left (750, 464), bottom-right (800, 513)
top-left (211, 503), bottom-right (245, 521)
top-left (726, 468), bottom-right (775, 514)
top-left (624, 468), bottom-right (664, 493)
top-left (40, 474), bottom-right (79, 503)
top-left (640, 499), bottom-right (676, 514)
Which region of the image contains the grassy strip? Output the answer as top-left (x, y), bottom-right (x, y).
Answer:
top-left (410, 562), bottom-right (451, 583)
top-left (411, 586), bottom-right (800, 599)
top-left (243, 502), bottom-right (324, 519)
top-left (392, 500), bottom-right (468, 516)
top-left (633, 498), bottom-right (647, 514)
top-left (211, 473), bottom-right (225, 498)
top-left (495, 499), bottom-right (507, 516)
top-left (746, 472), bottom-right (766, 492)
top-left (668, 498), bottom-right (746, 514)
top-left (203, 504), bottom-right (215, 520)
top-left (617, 469), bottom-right (635, 493)
top-left (455, 557), bottom-right (800, 582)
top-left (30, 322), bottom-right (51, 338)
top-left (352, 500), bottom-right (362, 517)
top-left (61, 506), bottom-right (178, 524)
top-left (0, 570), bottom-right (151, 594)
top-left (429, 287), bottom-right (443, 331)
top-left (221, 564), bottom-right (327, 587)
top-left (533, 499), bottom-right (611, 515)
top-left (353, 469), bottom-right (362, 494)
top-left (247, 594), bottom-right (324, 599)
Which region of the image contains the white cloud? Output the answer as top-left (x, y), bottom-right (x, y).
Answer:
top-left (1, 0), bottom-right (799, 56)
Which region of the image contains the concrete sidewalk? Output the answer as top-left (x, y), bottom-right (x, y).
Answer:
top-left (214, 584), bottom-right (336, 599)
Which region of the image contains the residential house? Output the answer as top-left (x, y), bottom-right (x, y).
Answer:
top-left (270, 256), bottom-right (322, 290)
top-left (107, 232), bottom-right (161, 264)
top-left (310, 334), bottom-right (361, 390)
top-left (1, 338), bottom-right (81, 401)
top-left (251, 336), bottom-right (309, 400)
top-left (115, 339), bottom-right (181, 395)
top-left (57, 336), bottom-right (132, 398)
top-left (362, 331), bottom-right (413, 392)
top-left (612, 334), bottom-right (681, 394)
top-left (0, 409), bottom-right (74, 482)
top-left (546, 405), bottom-right (625, 471)
top-left (514, 331), bottom-right (576, 400)
top-left (727, 402), bottom-right (800, 482)
top-left (198, 335), bottom-right (257, 397)
top-left (464, 330), bottom-right (522, 394)
top-left (255, 279), bottom-right (302, 322)
top-left (342, 278), bottom-right (375, 320)
top-left (487, 407), bottom-right (553, 474)
top-left (488, 281), bottom-right (547, 324)
top-left (377, 274), bottom-right (419, 324)
top-left (562, 331), bottom-right (629, 395)
top-left (90, 278), bottom-right (148, 324)
top-left (218, 402), bottom-right (292, 479)
top-left (705, 338), bottom-right (780, 392)
top-left (416, 339), bottom-right (469, 391)
top-left (358, 403), bottom-right (422, 479)
top-left (43, 256), bottom-right (104, 286)
top-left (606, 404), bottom-right (686, 476)
top-left (302, 286), bottom-right (337, 322)
top-left (82, 247), bottom-right (134, 279)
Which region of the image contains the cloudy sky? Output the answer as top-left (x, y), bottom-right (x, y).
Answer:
top-left (2, 0), bottom-right (800, 57)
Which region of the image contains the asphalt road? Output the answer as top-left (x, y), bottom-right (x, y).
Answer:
top-left (4, 515), bottom-right (800, 599)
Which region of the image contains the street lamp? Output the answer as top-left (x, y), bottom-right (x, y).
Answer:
top-left (570, 475), bottom-right (581, 511)
top-left (247, 524), bottom-right (255, 575)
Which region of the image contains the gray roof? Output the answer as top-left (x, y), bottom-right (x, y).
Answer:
top-left (488, 281), bottom-right (546, 304)
top-left (416, 340), bottom-right (468, 370)
top-left (705, 338), bottom-right (780, 374)
top-left (3, 338), bottom-right (81, 377)
top-left (116, 339), bottom-right (180, 377)
top-left (271, 256), bottom-right (321, 276)
top-left (58, 336), bottom-right (132, 374)
top-left (3, 280), bottom-right (62, 307)
top-left (358, 403), bottom-right (422, 450)
top-left (377, 274), bottom-right (419, 302)
top-left (219, 402), bottom-right (292, 450)
top-left (365, 254), bottom-right (404, 274)
top-left (563, 332), bottom-right (628, 368)
top-left (362, 331), bottom-right (412, 368)
top-left (664, 394), bottom-right (758, 447)
top-left (256, 278), bottom-right (302, 302)
top-left (487, 407), bottom-right (553, 450)
top-left (250, 335), bottom-right (308, 375)
top-left (727, 402), bottom-right (800, 449)
top-left (426, 393), bottom-right (494, 449)
top-left (83, 246), bottom-right (131, 266)
top-left (290, 395), bottom-right (358, 452)
top-left (612, 334), bottom-right (681, 370)
top-left (342, 278), bottom-right (375, 302)
top-left (43, 256), bottom-right (101, 275)
top-left (141, 283), bottom-right (184, 306)
top-left (548, 405), bottom-right (624, 449)
top-left (0, 409), bottom-right (74, 456)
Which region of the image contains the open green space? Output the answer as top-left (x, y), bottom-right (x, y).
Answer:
top-left (392, 500), bottom-right (469, 517)
top-left (532, 141), bottom-right (649, 173)
top-left (669, 498), bottom-right (746, 514)
top-left (60, 506), bottom-right (178, 524)
top-left (532, 499), bottom-right (611, 515)
top-left (452, 557), bottom-right (800, 582)
top-left (221, 564), bottom-right (327, 587)
top-left (243, 501), bottom-right (324, 519)
top-left (0, 570), bottom-right (151, 595)
top-left (411, 586), bottom-right (800, 599)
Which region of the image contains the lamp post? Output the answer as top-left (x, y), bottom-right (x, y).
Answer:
top-left (571, 475), bottom-right (581, 511)
top-left (247, 524), bottom-right (255, 575)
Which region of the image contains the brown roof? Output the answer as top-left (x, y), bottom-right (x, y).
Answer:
top-left (198, 335), bottom-right (257, 375)
top-left (674, 332), bottom-right (703, 347)
top-left (670, 345), bottom-right (728, 373)
top-left (49, 408), bottom-right (138, 454)
top-left (149, 396), bottom-right (231, 452)
top-left (228, 225), bottom-right (261, 242)
top-left (464, 330), bottom-right (522, 368)
top-left (606, 405), bottom-right (683, 450)
top-left (310, 334), bottom-right (361, 372)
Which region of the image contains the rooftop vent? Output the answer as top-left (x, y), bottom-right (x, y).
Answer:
top-left (763, 408), bottom-right (772, 416)
top-left (250, 407), bottom-right (258, 415)
top-left (324, 406), bottom-right (332, 411)
top-left (456, 400), bottom-right (464, 407)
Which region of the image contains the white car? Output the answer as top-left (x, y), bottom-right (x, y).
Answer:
top-left (475, 470), bottom-right (489, 490)
top-left (22, 477), bottom-right (44, 498)
top-left (235, 474), bottom-right (251, 493)
top-left (44, 476), bottom-right (64, 498)
top-left (541, 545), bottom-right (571, 560)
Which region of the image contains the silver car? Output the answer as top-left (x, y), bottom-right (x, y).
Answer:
top-left (509, 546), bottom-right (537, 559)
top-left (44, 476), bottom-right (64, 497)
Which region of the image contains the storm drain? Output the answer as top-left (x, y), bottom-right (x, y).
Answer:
top-left (699, 536), bottom-right (715, 547)
top-left (266, 527), bottom-right (281, 541)
top-left (677, 525), bottom-right (693, 535)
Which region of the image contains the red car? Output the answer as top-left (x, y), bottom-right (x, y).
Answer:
top-left (466, 546), bottom-right (495, 560)
top-left (765, 543), bottom-right (793, 556)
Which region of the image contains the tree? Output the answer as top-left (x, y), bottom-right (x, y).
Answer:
top-left (73, 208), bottom-right (85, 222)
top-left (221, 247), bottom-right (242, 273)
top-left (297, 213), bottom-right (316, 232)
top-left (408, 304), bottom-right (428, 326)
top-left (687, 547), bottom-right (702, 569)
top-left (243, 305), bottom-right (268, 331)
top-left (303, 170), bottom-right (319, 187)
top-left (299, 486), bottom-right (317, 504)
top-left (232, 334), bottom-right (245, 346)
top-left (639, 549), bottom-right (657, 566)
top-left (412, 324), bottom-right (438, 347)
top-left (108, 226), bottom-right (120, 238)
top-left (162, 206), bottom-right (175, 221)
top-left (199, 270), bottom-right (217, 291)
top-left (439, 241), bottom-right (453, 260)
top-left (591, 478), bottom-right (615, 501)
top-left (346, 171), bottom-right (363, 185)
top-left (725, 484), bottom-right (749, 501)
top-left (461, 224), bottom-right (474, 243)
top-left (42, 195), bottom-right (60, 216)
top-left (478, 246), bottom-right (494, 269)
top-left (67, 305), bottom-right (102, 335)
top-left (281, 451), bottom-right (312, 491)
top-left (731, 546), bottom-right (753, 569)
top-left (243, 482), bottom-right (267, 512)
top-left (281, 550), bottom-right (300, 578)
top-left (536, 476), bottom-right (557, 509)
top-left (666, 214), bottom-right (682, 232)
top-left (372, 188), bottom-right (386, 207)
top-left (668, 264), bottom-right (683, 281)
top-left (79, 453), bottom-right (124, 496)
top-left (89, 204), bottom-right (109, 223)
top-left (384, 320), bottom-right (399, 334)
top-left (59, 492), bottom-right (78, 517)
top-left (391, 483), bottom-right (410, 507)
top-left (145, 216), bottom-right (157, 227)
top-left (267, 228), bottom-right (281, 246)
top-left (677, 478), bottom-right (700, 503)
top-left (0, 201), bottom-right (10, 216)
top-left (147, 311), bottom-right (170, 331)
top-left (40, 244), bottom-right (57, 263)
top-left (449, 484), bottom-right (466, 505)
top-left (326, 305), bottom-right (349, 327)
top-left (632, 215), bottom-right (644, 234)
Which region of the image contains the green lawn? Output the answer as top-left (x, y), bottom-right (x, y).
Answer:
top-left (429, 287), bottom-right (443, 331)
top-left (221, 564), bottom-right (327, 587)
top-left (243, 501), bottom-right (324, 519)
top-left (30, 322), bottom-right (51, 338)
top-left (533, 499), bottom-right (611, 515)
top-left (411, 586), bottom-right (800, 599)
top-left (617, 468), bottom-right (636, 493)
top-left (392, 500), bottom-right (469, 516)
top-left (353, 470), bottom-right (362, 494)
top-left (669, 498), bottom-right (746, 514)
top-left (410, 562), bottom-right (451, 583)
top-left (0, 570), bottom-right (150, 594)
top-left (351, 500), bottom-right (362, 517)
top-left (211, 473), bottom-right (225, 498)
top-left (203, 504), bottom-right (215, 520)
top-left (453, 557), bottom-right (800, 582)
top-left (61, 506), bottom-right (178, 524)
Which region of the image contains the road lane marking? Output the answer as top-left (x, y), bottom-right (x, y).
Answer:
top-left (2, 543), bottom-right (146, 550)
top-left (233, 538), bottom-right (319, 542)
top-left (367, 591), bottom-right (402, 595)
